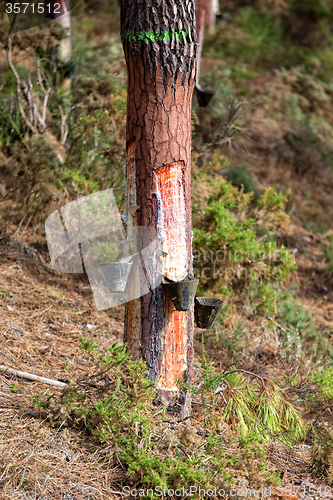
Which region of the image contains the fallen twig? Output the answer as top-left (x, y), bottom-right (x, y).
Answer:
top-left (0, 365), bottom-right (66, 389)
top-left (267, 316), bottom-right (292, 333)
top-left (23, 243), bottom-right (56, 275)
top-left (0, 392), bottom-right (13, 398)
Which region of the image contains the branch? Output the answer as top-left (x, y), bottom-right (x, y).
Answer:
top-left (36, 57), bottom-right (48, 95)
top-left (223, 369), bottom-right (267, 389)
top-left (222, 355), bottom-right (245, 374)
top-left (23, 243), bottom-right (56, 275)
top-left (0, 392), bottom-right (13, 398)
top-left (42, 88), bottom-right (51, 125)
top-left (33, 100), bottom-right (47, 130)
top-left (267, 316), bottom-right (292, 333)
top-left (0, 365), bottom-right (66, 389)
top-left (59, 103), bottom-right (85, 145)
top-left (7, 34), bottom-right (38, 134)
top-left (36, 57), bottom-right (53, 126)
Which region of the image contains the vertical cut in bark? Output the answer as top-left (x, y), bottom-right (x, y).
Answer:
top-left (121, 0), bottom-right (197, 415)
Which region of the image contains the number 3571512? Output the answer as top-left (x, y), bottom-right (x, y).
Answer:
top-left (5, 3), bottom-right (61, 14)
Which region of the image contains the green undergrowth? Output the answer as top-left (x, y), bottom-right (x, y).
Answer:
top-left (188, 339), bottom-right (306, 444)
top-left (272, 288), bottom-right (333, 367)
top-left (204, 7), bottom-right (298, 69)
top-left (193, 72), bottom-right (245, 147)
top-left (193, 156), bottom-right (296, 294)
top-left (226, 164), bottom-right (258, 197)
top-left (310, 366), bottom-right (333, 400)
top-left (211, 281), bottom-right (333, 370)
top-left (311, 428), bottom-right (333, 485)
top-left (204, 1), bottom-right (333, 69)
top-left (29, 339), bottom-right (312, 496)
top-left (306, 367), bottom-right (333, 484)
top-left (0, 16), bottom-right (127, 232)
top-left (322, 235), bottom-right (333, 274)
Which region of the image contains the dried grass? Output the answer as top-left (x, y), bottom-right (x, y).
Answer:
top-left (0, 236), bottom-right (330, 497)
top-left (0, 238), bottom-right (125, 499)
top-left (0, 409), bottom-right (124, 499)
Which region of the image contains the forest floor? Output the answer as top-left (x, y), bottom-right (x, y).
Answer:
top-left (0, 233), bottom-right (330, 499)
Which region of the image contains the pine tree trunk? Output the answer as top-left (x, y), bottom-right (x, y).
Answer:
top-left (121, 0), bottom-right (197, 416)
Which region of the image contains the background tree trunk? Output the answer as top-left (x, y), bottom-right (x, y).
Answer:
top-left (196, 0), bottom-right (206, 86)
top-left (121, 0), bottom-right (197, 416)
top-left (49, 0), bottom-right (73, 91)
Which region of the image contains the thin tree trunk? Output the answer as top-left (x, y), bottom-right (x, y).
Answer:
top-left (121, 0), bottom-right (197, 416)
top-left (196, 1), bottom-right (205, 86)
top-left (207, 0), bottom-right (217, 33)
top-left (51, 0), bottom-right (73, 91)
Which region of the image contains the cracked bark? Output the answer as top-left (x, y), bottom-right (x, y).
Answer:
top-left (121, 0), bottom-right (197, 416)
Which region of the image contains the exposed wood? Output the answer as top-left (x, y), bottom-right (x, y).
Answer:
top-left (0, 365), bottom-right (66, 389)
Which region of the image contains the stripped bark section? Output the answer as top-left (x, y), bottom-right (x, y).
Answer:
top-left (153, 162), bottom-right (189, 393)
top-left (158, 303), bottom-right (188, 393)
top-left (124, 142), bottom-right (141, 360)
top-left (154, 162), bottom-right (188, 282)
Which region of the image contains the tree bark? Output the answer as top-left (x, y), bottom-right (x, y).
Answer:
top-left (121, 0), bottom-right (197, 416)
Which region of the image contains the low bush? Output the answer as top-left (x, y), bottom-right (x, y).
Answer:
top-left (29, 338), bottom-right (308, 496)
top-left (193, 166), bottom-right (295, 293)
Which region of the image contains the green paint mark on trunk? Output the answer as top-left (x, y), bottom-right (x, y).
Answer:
top-left (121, 27), bottom-right (192, 44)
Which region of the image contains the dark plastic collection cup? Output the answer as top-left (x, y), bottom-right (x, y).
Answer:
top-left (163, 278), bottom-right (199, 311)
top-left (194, 297), bottom-right (223, 328)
